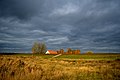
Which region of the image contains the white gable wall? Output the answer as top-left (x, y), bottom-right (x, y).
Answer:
top-left (45, 51), bottom-right (50, 54)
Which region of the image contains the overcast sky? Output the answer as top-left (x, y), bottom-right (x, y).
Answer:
top-left (0, 0), bottom-right (120, 53)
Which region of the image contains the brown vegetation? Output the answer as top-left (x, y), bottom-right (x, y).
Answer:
top-left (0, 55), bottom-right (120, 80)
top-left (57, 48), bottom-right (80, 54)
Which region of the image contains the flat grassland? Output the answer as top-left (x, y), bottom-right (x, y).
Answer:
top-left (0, 54), bottom-right (120, 80)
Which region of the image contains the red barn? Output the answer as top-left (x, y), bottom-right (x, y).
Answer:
top-left (45, 50), bottom-right (58, 54)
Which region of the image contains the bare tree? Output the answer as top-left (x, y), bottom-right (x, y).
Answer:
top-left (32, 41), bottom-right (47, 54)
top-left (60, 49), bottom-right (64, 54)
top-left (67, 48), bottom-right (72, 54)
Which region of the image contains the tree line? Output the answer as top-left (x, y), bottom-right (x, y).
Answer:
top-left (57, 48), bottom-right (80, 54)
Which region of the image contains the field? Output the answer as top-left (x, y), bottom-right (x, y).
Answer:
top-left (0, 54), bottom-right (120, 80)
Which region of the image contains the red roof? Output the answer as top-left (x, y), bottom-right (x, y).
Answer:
top-left (47, 50), bottom-right (58, 54)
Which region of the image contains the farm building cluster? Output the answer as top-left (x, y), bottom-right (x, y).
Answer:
top-left (46, 48), bottom-right (80, 55)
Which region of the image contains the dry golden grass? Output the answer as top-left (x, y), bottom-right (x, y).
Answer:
top-left (0, 55), bottom-right (120, 80)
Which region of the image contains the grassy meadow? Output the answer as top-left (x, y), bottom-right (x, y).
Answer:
top-left (0, 53), bottom-right (120, 80)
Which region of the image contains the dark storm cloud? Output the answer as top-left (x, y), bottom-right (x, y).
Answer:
top-left (0, 0), bottom-right (44, 20)
top-left (0, 0), bottom-right (120, 53)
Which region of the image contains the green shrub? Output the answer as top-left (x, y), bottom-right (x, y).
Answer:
top-left (86, 51), bottom-right (94, 55)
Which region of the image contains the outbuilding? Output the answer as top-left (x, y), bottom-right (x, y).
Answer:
top-left (45, 50), bottom-right (58, 54)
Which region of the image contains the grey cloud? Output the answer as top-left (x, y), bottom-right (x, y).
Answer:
top-left (0, 0), bottom-right (120, 53)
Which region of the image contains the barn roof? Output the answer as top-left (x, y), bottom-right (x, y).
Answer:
top-left (47, 50), bottom-right (57, 54)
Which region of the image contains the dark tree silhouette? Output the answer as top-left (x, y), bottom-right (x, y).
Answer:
top-left (32, 42), bottom-right (47, 54)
